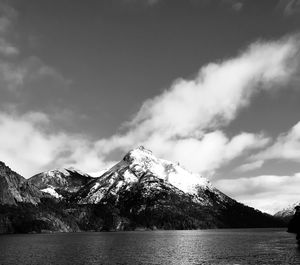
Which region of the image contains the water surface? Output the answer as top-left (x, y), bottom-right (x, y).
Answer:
top-left (0, 228), bottom-right (299, 264)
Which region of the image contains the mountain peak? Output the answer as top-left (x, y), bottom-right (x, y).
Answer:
top-left (120, 146), bottom-right (211, 194)
top-left (0, 161), bottom-right (13, 171)
top-left (0, 161), bottom-right (23, 181)
top-left (28, 167), bottom-right (93, 198)
top-left (123, 146), bottom-right (153, 162)
top-left (137, 145), bottom-right (152, 152)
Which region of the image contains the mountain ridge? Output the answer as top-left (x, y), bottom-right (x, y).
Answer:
top-left (0, 147), bottom-right (285, 233)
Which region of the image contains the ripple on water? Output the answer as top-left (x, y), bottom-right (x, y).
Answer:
top-left (0, 228), bottom-right (299, 265)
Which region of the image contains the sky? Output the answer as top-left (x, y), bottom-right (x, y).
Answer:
top-left (0, 0), bottom-right (300, 214)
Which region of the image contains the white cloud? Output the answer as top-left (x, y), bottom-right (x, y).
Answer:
top-left (235, 121), bottom-right (300, 172)
top-left (145, 131), bottom-right (269, 175)
top-left (0, 111), bottom-right (65, 176)
top-left (0, 3), bottom-right (299, 217)
top-left (0, 111), bottom-right (109, 177)
top-left (128, 35), bottom-right (298, 137)
top-left (0, 3), bottom-right (91, 177)
top-left (0, 33), bottom-right (299, 182)
top-left (93, 34), bottom-right (300, 175)
top-left (215, 173), bottom-right (300, 214)
top-left (254, 121), bottom-right (300, 162)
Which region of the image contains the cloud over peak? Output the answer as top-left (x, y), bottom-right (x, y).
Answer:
top-left (95, 34), bottom-right (300, 174)
top-left (0, 33), bottom-right (299, 179)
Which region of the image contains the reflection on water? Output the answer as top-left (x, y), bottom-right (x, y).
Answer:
top-left (0, 228), bottom-right (299, 265)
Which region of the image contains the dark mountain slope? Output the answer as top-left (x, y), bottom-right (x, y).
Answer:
top-left (0, 161), bottom-right (44, 205)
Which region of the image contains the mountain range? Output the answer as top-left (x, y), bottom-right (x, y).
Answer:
top-left (275, 203), bottom-right (300, 223)
top-left (0, 146), bottom-right (284, 233)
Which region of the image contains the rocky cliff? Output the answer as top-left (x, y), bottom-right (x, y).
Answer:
top-left (0, 161), bottom-right (45, 205)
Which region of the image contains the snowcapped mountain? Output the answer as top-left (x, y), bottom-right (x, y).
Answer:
top-left (275, 202), bottom-right (300, 222)
top-left (28, 167), bottom-right (93, 199)
top-left (72, 146), bottom-right (283, 230)
top-left (0, 148), bottom-right (285, 233)
top-left (123, 146), bottom-right (212, 193)
top-left (76, 146), bottom-right (214, 204)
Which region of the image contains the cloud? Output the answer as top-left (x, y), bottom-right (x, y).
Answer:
top-left (0, 38), bottom-right (18, 56)
top-left (277, 0), bottom-right (300, 16)
top-left (222, 0), bottom-right (244, 12)
top-left (0, 56), bottom-right (70, 92)
top-left (0, 111), bottom-right (66, 176)
top-left (0, 2), bottom-right (18, 56)
top-left (0, 110), bottom-right (110, 177)
top-left (130, 35), bottom-right (299, 138)
top-left (235, 160), bottom-right (264, 172)
top-left (0, 3), bottom-right (90, 176)
top-left (236, 120), bottom-right (300, 172)
top-left (0, 33), bottom-right (299, 181)
top-left (0, 110), bottom-right (268, 178)
top-left (254, 121), bottom-right (300, 162)
top-left (92, 34), bottom-right (300, 175)
top-left (0, 3), bottom-right (68, 93)
top-left (147, 131), bottom-right (269, 175)
top-left (215, 173), bottom-right (300, 214)
top-left (0, 1), bottom-right (17, 34)
top-left (0, 1), bottom-right (19, 84)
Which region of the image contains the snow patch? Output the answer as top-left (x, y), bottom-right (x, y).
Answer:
top-left (41, 187), bottom-right (62, 199)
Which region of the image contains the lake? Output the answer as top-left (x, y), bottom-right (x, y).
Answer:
top-left (0, 228), bottom-right (299, 264)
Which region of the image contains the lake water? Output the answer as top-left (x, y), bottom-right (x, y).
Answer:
top-left (0, 228), bottom-right (299, 265)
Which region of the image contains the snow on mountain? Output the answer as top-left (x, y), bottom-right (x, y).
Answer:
top-left (43, 168), bottom-right (91, 179)
top-left (122, 146), bottom-right (211, 193)
top-left (0, 157), bottom-right (285, 232)
top-left (28, 167), bottom-right (93, 198)
top-left (275, 202), bottom-right (300, 220)
top-left (77, 146), bottom-right (215, 204)
top-left (88, 168), bottom-right (110, 178)
top-left (41, 187), bottom-right (62, 199)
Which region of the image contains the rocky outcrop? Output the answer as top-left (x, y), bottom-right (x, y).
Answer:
top-left (0, 161), bottom-right (46, 205)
